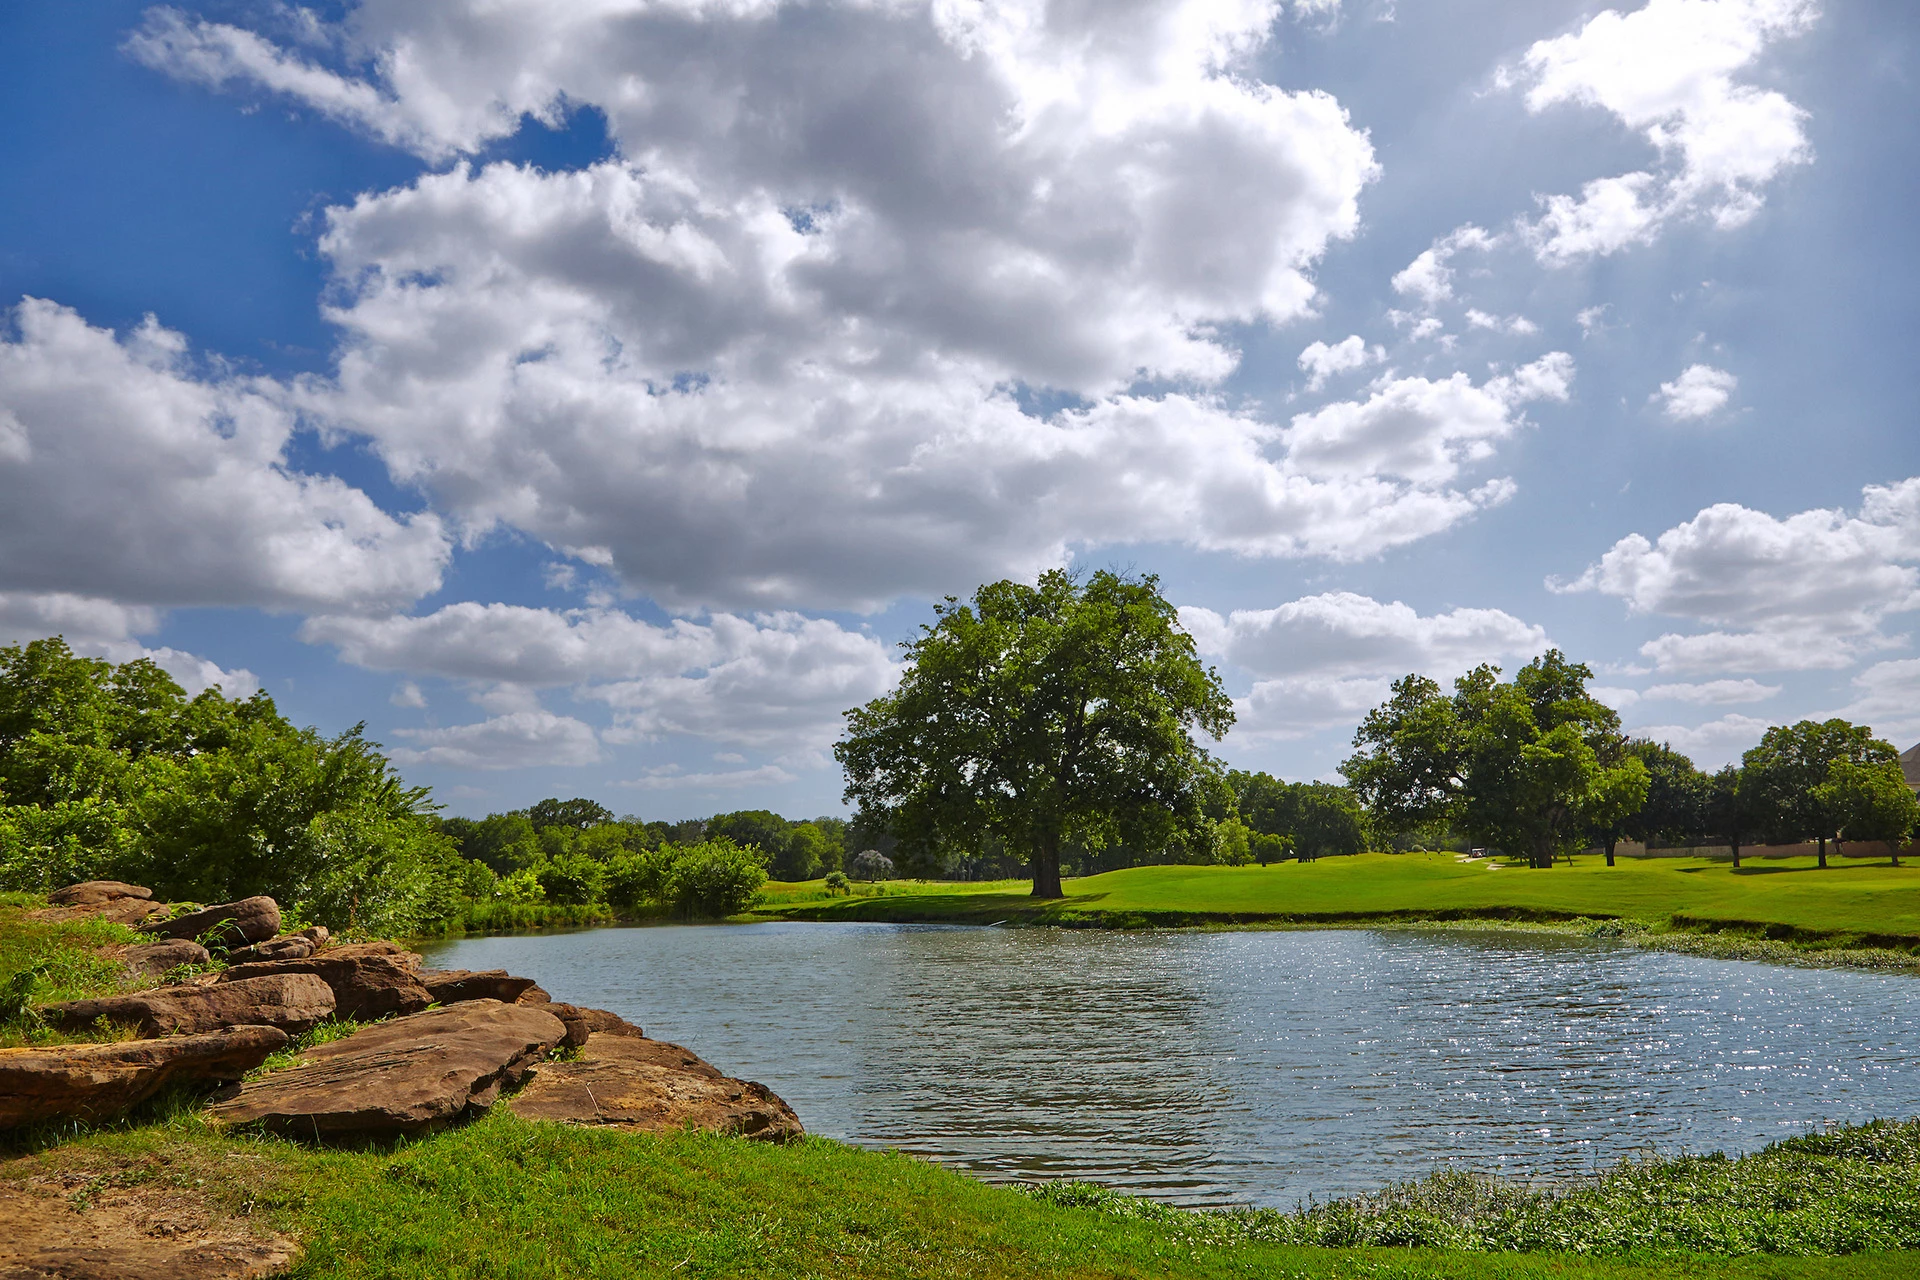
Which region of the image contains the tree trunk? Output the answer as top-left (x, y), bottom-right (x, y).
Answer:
top-left (1031, 830), bottom-right (1064, 898)
top-left (1604, 835), bottom-right (1617, 868)
top-left (1817, 835), bottom-right (1828, 870)
top-left (1730, 839), bottom-right (1741, 869)
top-left (1889, 840), bottom-right (1900, 868)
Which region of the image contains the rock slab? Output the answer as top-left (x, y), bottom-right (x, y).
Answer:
top-left (506, 1033), bottom-right (802, 1142)
top-left (211, 1000), bottom-right (566, 1140)
top-left (418, 968), bottom-right (540, 1006)
top-left (42, 974), bottom-right (335, 1038)
top-left (0, 1026), bottom-right (288, 1131)
top-left (139, 897), bottom-right (281, 948)
top-left (47, 882), bottom-right (152, 907)
top-left (219, 942), bottom-right (430, 1021)
top-left (117, 940), bottom-right (210, 979)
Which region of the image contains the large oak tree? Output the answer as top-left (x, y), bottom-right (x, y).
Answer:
top-left (836, 570), bottom-right (1234, 898)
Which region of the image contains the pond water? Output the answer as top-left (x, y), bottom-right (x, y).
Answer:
top-left (421, 923), bottom-right (1920, 1208)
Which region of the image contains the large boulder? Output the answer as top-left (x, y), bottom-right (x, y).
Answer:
top-left (506, 1033), bottom-right (802, 1142)
top-left (219, 943), bottom-right (430, 1021)
top-left (227, 935), bottom-right (315, 964)
top-left (418, 969), bottom-right (541, 1006)
top-left (0, 1025), bottom-right (287, 1130)
top-left (539, 1003), bottom-right (644, 1050)
top-left (211, 1001), bottom-right (566, 1141)
top-left (41, 974), bottom-right (335, 1038)
top-left (118, 939), bottom-right (211, 979)
top-left (39, 882), bottom-right (166, 928)
top-left (47, 881), bottom-right (152, 907)
top-left (140, 897), bottom-right (281, 948)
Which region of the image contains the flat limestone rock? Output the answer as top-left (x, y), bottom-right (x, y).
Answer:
top-left (46, 882), bottom-right (152, 907)
top-left (506, 1033), bottom-right (802, 1143)
top-left (226, 936), bottom-right (314, 964)
top-left (140, 897), bottom-right (281, 948)
top-left (117, 940), bottom-right (210, 979)
top-left (0, 1026), bottom-right (288, 1131)
top-left (211, 1000), bottom-right (566, 1141)
top-left (418, 969), bottom-right (540, 1006)
top-left (539, 1004), bottom-right (645, 1050)
top-left (0, 1176), bottom-right (297, 1280)
top-left (219, 944), bottom-right (430, 1021)
top-left (41, 974), bottom-right (335, 1038)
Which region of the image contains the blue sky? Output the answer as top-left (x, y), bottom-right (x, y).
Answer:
top-left (1, 0), bottom-right (1915, 819)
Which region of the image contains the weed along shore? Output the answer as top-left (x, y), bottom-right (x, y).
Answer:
top-left (8, 881), bottom-right (1920, 1277)
top-left (750, 853), bottom-right (1920, 968)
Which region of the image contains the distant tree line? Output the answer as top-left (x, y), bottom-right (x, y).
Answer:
top-left (1342, 650), bottom-right (1919, 868)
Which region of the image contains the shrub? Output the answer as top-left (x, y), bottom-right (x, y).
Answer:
top-left (663, 838), bottom-right (767, 918)
top-left (824, 870), bottom-right (851, 895)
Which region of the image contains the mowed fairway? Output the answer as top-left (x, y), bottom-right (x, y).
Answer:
top-left (757, 853), bottom-right (1920, 942)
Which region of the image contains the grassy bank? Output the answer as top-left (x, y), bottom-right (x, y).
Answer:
top-left (11, 1108), bottom-right (1920, 1280)
top-left (750, 854), bottom-right (1920, 958)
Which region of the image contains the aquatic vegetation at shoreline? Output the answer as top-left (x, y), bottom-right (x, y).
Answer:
top-left (1024, 1117), bottom-right (1920, 1257)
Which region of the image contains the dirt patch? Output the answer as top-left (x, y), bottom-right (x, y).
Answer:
top-left (0, 1154), bottom-right (297, 1280)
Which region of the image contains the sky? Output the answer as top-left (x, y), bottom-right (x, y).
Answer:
top-left (1, 0), bottom-right (1916, 820)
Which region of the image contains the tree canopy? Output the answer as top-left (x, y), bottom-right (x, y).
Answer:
top-left (837, 570), bottom-right (1234, 897)
top-left (1342, 651), bottom-right (1641, 868)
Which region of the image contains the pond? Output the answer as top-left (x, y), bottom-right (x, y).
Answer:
top-left (421, 923), bottom-right (1920, 1207)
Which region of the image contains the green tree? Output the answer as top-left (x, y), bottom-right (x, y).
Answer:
top-left (1587, 756), bottom-right (1651, 867)
top-left (1342, 675), bottom-right (1463, 840)
top-left (1287, 782), bottom-right (1369, 861)
top-left (522, 797), bottom-right (615, 830)
top-left (838, 570), bottom-right (1234, 898)
top-left (1816, 759), bottom-right (1920, 865)
top-left (1704, 765), bottom-right (1756, 868)
top-left (1623, 740), bottom-right (1713, 851)
top-left (1345, 652), bottom-right (1632, 870)
top-left (1742, 720), bottom-right (1892, 869)
top-left (779, 821), bottom-right (835, 881)
top-left (706, 810), bottom-right (794, 869)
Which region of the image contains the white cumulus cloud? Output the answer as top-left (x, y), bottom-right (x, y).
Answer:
top-left (389, 710), bottom-right (603, 770)
top-left (0, 299), bottom-right (448, 613)
top-left (1656, 363), bottom-right (1738, 420)
top-left (1181, 590), bottom-right (1551, 740)
top-left (1297, 335), bottom-right (1382, 392)
top-left (1555, 478), bottom-right (1920, 672)
top-left (1510, 0), bottom-right (1818, 262)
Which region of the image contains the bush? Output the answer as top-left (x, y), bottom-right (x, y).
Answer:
top-left (534, 851), bottom-right (607, 905)
top-left (663, 838), bottom-right (767, 918)
top-left (824, 870), bottom-right (851, 895)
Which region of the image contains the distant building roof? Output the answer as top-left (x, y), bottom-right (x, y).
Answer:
top-left (1904, 743), bottom-right (1920, 794)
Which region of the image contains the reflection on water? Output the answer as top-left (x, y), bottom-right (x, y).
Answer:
top-left (423, 923), bottom-right (1920, 1207)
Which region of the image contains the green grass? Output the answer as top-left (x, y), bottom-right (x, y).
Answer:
top-left (751, 854), bottom-right (1920, 952)
top-left (17, 1111), bottom-right (1920, 1280)
top-left (0, 894), bottom-right (146, 1046)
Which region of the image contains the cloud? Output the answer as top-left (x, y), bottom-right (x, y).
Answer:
top-left (1389, 225), bottom-right (1496, 308)
top-left (304, 601), bottom-right (900, 755)
top-left (1181, 590), bottom-right (1551, 740)
top-left (0, 590), bottom-right (256, 698)
top-left (1281, 353), bottom-right (1572, 487)
top-left (122, 2), bottom-right (1603, 610)
top-left (1297, 336), bottom-right (1382, 392)
top-left (1510, 0), bottom-right (1818, 262)
top-left (618, 764), bottom-right (798, 793)
top-left (1599, 678), bottom-right (1782, 707)
top-left (1830, 660), bottom-right (1920, 749)
top-left (0, 299), bottom-right (448, 613)
top-left (1465, 310), bottom-right (1538, 336)
top-left (1555, 478), bottom-right (1920, 671)
top-left (390, 681), bottom-right (427, 709)
top-left (389, 710), bottom-right (603, 770)
top-left (1625, 712), bottom-right (1774, 768)
top-left (1656, 364), bottom-right (1738, 420)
